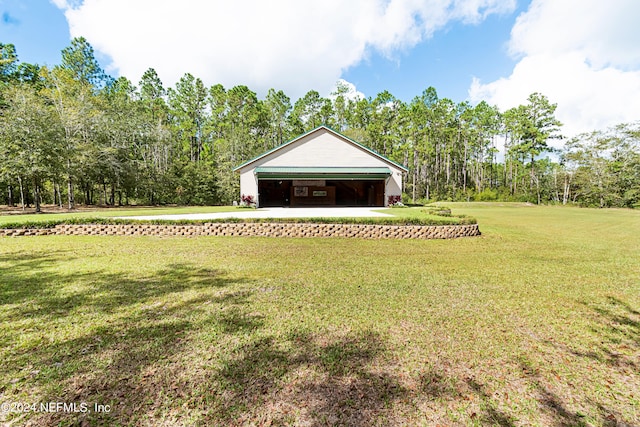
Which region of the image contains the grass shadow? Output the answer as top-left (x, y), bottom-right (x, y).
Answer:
top-left (205, 329), bottom-right (409, 426)
top-left (0, 249), bottom-right (78, 308)
top-left (536, 295), bottom-right (639, 427)
top-left (1, 254), bottom-right (238, 321)
top-left (0, 256), bottom-right (254, 426)
top-left (465, 378), bottom-right (517, 427)
top-left (557, 296), bottom-right (640, 370)
top-left (518, 361), bottom-right (589, 427)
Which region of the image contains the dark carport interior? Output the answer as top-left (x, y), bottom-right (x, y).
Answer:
top-left (255, 167), bottom-right (390, 207)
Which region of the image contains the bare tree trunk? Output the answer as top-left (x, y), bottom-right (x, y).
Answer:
top-left (56, 183), bottom-right (63, 208)
top-left (491, 137), bottom-right (496, 189)
top-left (434, 145), bottom-right (439, 197)
top-left (85, 182), bottom-right (92, 205)
top-left (67, 178), bottom-right (74, 209)
top-left (462, 141), bottom-right (468, 194)
top-left (504, 134), bottom-right (510, 194)
top-left (33, 178), bottom-right (41, 213)
top-left (412, 171), bottom-right (416, 203)
top-left (102, 181), bottom-right (108, 206)
top-left (18, 176), bottom-right (25, 210)
top-left (7, 184), bottom-right (13, 207)
top-left (512, 161), bottom-right (517, 196)
top-left (478, 142), bottom-right (484, 192)
top-left (562, 173), bottom-right (571, 205)
top-left (599, 183), bottom-right (605, 208)
top-left (446, 152), bottom-right (451, 187)
top-left (67, 157), bottom-right (75, 209)
top-left (530, 153), bottom-right (537, 200)
top-left (507, 159), bottom-right (512, 194)
top-left (412, 148), bottom-right (418, 203)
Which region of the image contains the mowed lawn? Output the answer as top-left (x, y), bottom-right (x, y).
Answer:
top-left (0, 204), bottom-right (638, 426)
top-left (0, 205), bottom-right (239, 226)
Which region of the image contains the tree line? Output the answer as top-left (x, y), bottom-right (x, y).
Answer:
top-left (1, 38), bottom-right (638, 211)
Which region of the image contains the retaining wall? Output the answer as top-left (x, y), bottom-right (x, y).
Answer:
top-left (0, 222), bottom-right (480, 239)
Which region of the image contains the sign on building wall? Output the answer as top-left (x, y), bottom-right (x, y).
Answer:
top-left (294, 187), bottom-right (308, 197)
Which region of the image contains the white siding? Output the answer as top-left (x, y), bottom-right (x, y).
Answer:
top-left (255, 129), bottom-right (391, 168)
top-left (386, 169), bottom-right (403, 203)
top-left (239, 170), bottom-right (258, 202)
top-left (237, 127), bottom-right (405, 206)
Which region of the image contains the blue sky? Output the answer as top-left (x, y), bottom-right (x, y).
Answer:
top-left (1, 0), bottom-right (639, 139)
top-left (0, 0), bottom-right (69, 67)
top-left (342, 6), bottom-right (526, 102)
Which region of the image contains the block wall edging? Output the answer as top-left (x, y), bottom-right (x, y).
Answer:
top-left (0, 222), bottom-right (480, 239)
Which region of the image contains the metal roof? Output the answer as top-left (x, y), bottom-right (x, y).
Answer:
top-left (254, 166), bottom-right (392, 180)
top-left (233, 125), bottom-right (409, 172)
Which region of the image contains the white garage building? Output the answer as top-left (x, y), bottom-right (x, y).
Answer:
top-left (234, 126), bottom-right (407, 207)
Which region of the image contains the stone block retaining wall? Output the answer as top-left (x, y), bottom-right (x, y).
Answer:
top-left (0, 223), bottom-right (480, 239)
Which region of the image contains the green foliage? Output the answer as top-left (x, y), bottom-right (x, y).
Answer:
top-left (563, 123), bottom-right (640, 207)
top-left (0, 38), bottom-right (637, 210)
top-left (0, 43), bottom-right (19, 83)
top-left (474, 188), bottom-right (499, 201)
top-left (422, 206), bottom-right (452, 216)
top-left (60, 36), bottom-right (109, 88)
top-left (173, 160), bottom-right (220, 205)
top-left (0, 83), bottom-right (63, 211)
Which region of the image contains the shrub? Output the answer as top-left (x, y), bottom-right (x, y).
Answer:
top-left (422, 206), bottom-right (452, 217)
top-left (474, 188), bottom-right (498, 202)
top-left (387, 195), bottom-right (402, 206)
top-left (240, 194), bottom-right (255, 206)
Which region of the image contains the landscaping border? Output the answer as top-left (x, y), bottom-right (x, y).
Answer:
top-left (0, 222), bottom-right (480, 239)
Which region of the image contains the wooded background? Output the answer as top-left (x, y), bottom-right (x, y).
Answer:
top-left (1, 38), bottom-right (638, 211)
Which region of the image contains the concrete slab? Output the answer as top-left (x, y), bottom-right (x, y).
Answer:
top-left (122, 207), bottom-right (393, 221)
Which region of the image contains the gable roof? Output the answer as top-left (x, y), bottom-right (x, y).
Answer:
top-left (233, 125), bottom-right (408, 172)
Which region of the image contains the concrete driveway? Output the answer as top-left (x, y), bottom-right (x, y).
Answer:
top-left (123, 207), bottom-right (393, 220)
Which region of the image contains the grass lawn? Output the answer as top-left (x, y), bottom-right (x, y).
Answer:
top-left (0, 203), bottom-right (638, 426)
top-left (378, 205), bottom-right (470, 224)
top-left (0, 204), bottom-right (473, 227)
top-left (0, 205), bottom-right (239, 226)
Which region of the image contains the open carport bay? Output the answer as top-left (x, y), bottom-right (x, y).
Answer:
top-left (258, 179), bottom-right (385, 207)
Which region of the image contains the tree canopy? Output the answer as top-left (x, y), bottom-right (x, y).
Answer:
top-left (1, 38), bottom-right (638, 209)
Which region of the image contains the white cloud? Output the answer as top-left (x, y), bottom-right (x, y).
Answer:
top-left (470, 0), bottom-right (640, 139)
top-left (53, 0), bottom-right (515, 99)
top-left (328, 79), bottom-right (365, 102)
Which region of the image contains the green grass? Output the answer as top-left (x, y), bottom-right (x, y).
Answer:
top-left (0, 203), bottom-right (638, 426)
top-left (0, 205), bottom-right (474, 228)
top-left (379, 205), bottom-right (472, 224)
top-left (0, 205), bottom-right (239, 225)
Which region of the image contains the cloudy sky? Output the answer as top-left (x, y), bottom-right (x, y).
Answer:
top-left (1, 0), bottom-right (639, 139)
